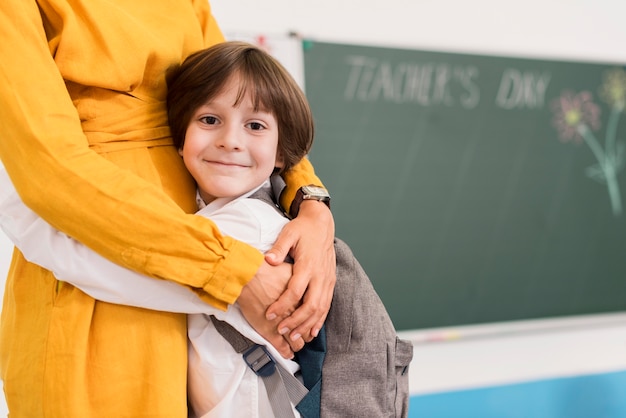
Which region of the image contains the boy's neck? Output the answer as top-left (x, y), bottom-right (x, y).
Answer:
top-left (196, 178), bottom-right (271, 209)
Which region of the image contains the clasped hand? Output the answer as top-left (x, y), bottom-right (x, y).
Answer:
top-left (238, 200), bottom-right (336, 359)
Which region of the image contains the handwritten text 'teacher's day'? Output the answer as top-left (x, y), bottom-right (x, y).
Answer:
top-left (343, 55), bottom-right (551, 110)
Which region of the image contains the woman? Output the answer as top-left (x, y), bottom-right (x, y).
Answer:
top-left (0, 2), bottom-right (335, 416)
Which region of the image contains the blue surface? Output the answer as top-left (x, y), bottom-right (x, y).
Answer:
top-left (408, 370), bottom-right (626, 418)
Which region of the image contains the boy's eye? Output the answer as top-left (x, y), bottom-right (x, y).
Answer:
top-left (247, 122), bottom-right (264, 131)
top-left (200, 116), bottom-right (218, 125)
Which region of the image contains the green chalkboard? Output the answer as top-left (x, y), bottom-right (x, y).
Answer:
top-left (303, 41), bottom-right (626, 331)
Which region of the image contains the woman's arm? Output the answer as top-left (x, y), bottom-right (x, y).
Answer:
top-left (0, 167), bottom-right (298, 358)
top-left (0, 165), bottom-right (219, 314)
top-left (0, 1), bottom-right (261, 310)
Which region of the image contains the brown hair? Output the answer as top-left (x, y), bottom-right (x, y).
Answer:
top-left (166, 41), bottom-right (314, 172)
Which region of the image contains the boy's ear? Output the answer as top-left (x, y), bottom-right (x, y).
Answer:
top-left (178, 147), bottom-right (184, 156)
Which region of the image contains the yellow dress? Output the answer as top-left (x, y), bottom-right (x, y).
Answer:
top-left (0, 1), bottom-right (322, 416)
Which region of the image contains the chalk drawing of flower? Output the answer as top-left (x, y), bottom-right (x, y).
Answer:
top-left (551, 91), bottom-right (601, 143)
top-left (550, 71), bottom-right (626, 217)
top-left (599, 68), bottom-right (626, 110)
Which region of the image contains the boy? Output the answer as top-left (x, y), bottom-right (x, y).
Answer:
top-left (0, 42), bottom-right (411, 418)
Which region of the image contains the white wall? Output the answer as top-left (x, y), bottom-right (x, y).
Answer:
top-left (1, 0), bottom-right (626, 414)
top-left (211, 0), bottom-right (626, 64)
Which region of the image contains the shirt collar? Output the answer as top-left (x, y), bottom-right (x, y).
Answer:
top-left (195, 179), bottom-right (272, 212)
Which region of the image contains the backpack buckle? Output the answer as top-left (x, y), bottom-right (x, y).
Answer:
top-left (243, 344), bottom-right (276, 377)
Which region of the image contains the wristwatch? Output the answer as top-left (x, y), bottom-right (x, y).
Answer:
top-left (289, 185), bottom-right (331, 218)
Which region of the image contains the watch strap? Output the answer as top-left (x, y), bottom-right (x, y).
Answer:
top-left (289, 185), bottom-right (331, 218)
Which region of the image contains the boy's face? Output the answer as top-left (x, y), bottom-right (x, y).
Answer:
top-left (180, 75), bottom-right (282, 204)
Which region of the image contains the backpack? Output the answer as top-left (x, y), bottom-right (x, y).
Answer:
top-left (212, 177), bottom-right (414, 418)
top-left (320, 237), bottom-right (413, 417)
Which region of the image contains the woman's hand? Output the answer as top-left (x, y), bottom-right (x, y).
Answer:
top-left (264, 200), bottom-right (336, 343)
top-left (237, 260), bottom-right (305, 359)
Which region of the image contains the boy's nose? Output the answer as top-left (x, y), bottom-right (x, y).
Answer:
top-left (218, 125), bottom-right (242, 150)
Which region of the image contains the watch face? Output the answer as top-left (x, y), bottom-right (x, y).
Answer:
top-left (302, 185), bottom-right (330, 198)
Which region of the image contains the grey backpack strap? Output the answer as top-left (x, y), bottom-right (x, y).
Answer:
top-left (209, 315), bottom-right (309, 418)
top-left (249, 175), bottom-right (288, 216)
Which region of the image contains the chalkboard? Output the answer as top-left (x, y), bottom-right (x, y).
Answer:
top-left (303, 41), bottom-right (626, 331)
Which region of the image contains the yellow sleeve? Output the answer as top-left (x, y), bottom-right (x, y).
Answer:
top-left (279, 157), bottom-right (326, 213)
top-left (0, 1), bottom-right (260, 309)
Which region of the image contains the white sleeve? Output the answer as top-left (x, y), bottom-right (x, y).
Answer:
top-left (0, 165), bottom-right (218, 314)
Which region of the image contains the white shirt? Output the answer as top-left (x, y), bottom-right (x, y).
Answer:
top-left (0, 165), bottom-right (299, 418)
